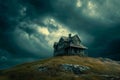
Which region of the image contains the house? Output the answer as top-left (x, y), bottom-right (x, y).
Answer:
top-left (53, 34), bottom-right (87, 56)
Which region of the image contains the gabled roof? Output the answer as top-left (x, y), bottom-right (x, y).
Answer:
top-left (69, 44), bottom-right (88, 49)
top-left (72, 34), bottom-right (81, 42)
top-left (61, 36), bottom-right (69, 41)
top-left (54, 34), bottom-right (87, 49)
top-left (59, 35), bottom-right (81, 42)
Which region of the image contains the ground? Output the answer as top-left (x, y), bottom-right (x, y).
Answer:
top-left (0, 56), bottom-right (120, 80)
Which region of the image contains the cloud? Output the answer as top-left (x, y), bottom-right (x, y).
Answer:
top-left (19, 6), bottom-right (27, 16)
top-left (37, 27), bottom-right (50, 36)
top-left (10, 16), bottom-right (78, 59)
top-left (80, 0), bottom-right (120, 24)
top-left (41, 17), bottom-right (77, 46)
top-left (76, 0), bottom-right (82, 8)
top-left (0, 56), bottom-right (7, 61)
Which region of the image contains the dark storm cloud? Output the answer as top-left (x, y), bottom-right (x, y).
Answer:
top-left (0, 0), bottom-right (54, 69)
top-left (0, 0), bottom-right (120, 69)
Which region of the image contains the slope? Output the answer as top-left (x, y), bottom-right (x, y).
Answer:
top-left (0, 56), bottom-right (120, 80)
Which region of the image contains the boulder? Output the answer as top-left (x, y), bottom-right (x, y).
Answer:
top-left (32, 64), bottom-right (47, 72)
top-left (38, 65), bottom-right (48, 72)
top-left (60, 64), bottom-right (90, 74)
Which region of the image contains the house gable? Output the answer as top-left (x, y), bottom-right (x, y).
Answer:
top-left (72, 35), bottom-right (81, 45)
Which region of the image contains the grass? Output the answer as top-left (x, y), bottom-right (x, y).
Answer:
top-left (0, 56), bottom-right (120, 80)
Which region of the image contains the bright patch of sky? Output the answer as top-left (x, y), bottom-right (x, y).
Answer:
top-left (76, 0), bottom-right (82, 8)
top-left (38, 17), bottom-right (77, 47)
top-left (37, 27), bottom-right (50, 36)
top-left (83, 1), bottom-right (99, 19)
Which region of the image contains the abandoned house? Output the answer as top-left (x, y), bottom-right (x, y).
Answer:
top-left (53, 34), bottom-right (87, 56)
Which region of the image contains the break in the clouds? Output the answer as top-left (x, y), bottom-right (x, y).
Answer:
top-left (14, 17), bottom-right (77, 56)
top-left (0, 0), bottom-right (120, 69)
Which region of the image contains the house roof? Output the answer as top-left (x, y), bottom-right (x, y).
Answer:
top-left (60, 35), bottom-right (81, 42)
top-left (54, 34), bottom-right (88, 49)
top-left (61, 36), bottom-right (69, 41)
top-left (69, 44), bottom-right (87, 49)
top-left (72, 35), bottom-right (81, 42)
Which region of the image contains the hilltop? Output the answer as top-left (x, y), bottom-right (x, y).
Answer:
top-left (0, 56), bottom-right (120, 80)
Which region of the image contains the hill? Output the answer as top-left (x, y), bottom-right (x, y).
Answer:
top-left (0, 56), bottom-right (120, 80)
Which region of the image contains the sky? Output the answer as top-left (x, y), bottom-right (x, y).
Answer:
top-left (0, 0), bottom-right (120, 69)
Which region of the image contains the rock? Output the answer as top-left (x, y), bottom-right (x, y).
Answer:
top-left (38, 66), bottom-right (48, 72)
top-left (36, 64), bottom-right (90, 74)
top-left (98, 57), bottom-right (120, 64)
top-left (117, 61), bottom-right (120, 64)
top-left (60, 64), bottom-right (90, 74)
top-left (100, 75), bottom-right (120, 80)
top-left (99, 57), bottom-right (113, 62)
top-left (33, 65), bottom-right (48, 72)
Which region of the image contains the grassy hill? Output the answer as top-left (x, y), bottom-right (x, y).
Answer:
top-left (0, 56), bottom-right (120, 80)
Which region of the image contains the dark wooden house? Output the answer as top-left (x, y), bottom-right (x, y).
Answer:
top-left (53, 34), bottom-right (87, 56)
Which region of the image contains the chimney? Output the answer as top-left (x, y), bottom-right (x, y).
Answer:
top-left (69, 34), bottom-right (72, 44)
top-left (69, 34), bottom-right (71, 38)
